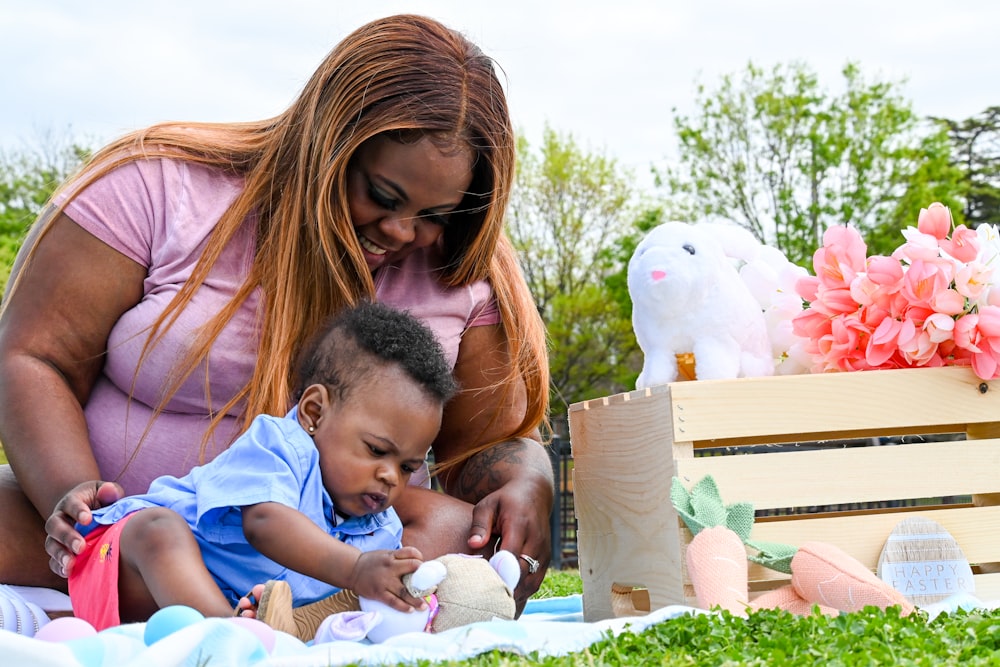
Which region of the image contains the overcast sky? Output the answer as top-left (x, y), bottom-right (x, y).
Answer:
top-left (2, 1), bottom-right (998, 189)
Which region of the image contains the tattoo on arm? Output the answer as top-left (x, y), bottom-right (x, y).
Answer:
top-left (454, 438), bottom-right (553, 502)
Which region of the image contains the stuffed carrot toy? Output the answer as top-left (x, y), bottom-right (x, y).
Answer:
top-left (671, 475), bottom-right (915, 617)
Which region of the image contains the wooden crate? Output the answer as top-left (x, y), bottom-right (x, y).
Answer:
top-left (568, 366), bottom-right (1000, 622)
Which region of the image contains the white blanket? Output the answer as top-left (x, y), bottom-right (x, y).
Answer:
top-left (0, 593), bottom-right (699, 667)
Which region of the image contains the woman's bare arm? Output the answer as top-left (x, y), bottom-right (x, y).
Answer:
top-left (0, 213), bottom-right (145, 545)
top-left (424, 323), bottom-right (555, 606)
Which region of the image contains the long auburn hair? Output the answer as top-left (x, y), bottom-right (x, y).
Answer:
top-left (11, 14), bottom-right (548, 467)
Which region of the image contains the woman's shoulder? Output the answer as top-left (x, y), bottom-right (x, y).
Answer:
top-left (60, 154), bottom-right (245, 266)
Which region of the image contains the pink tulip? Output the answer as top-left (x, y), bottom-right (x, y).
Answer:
top-left (954, 261), bottom-right (991, 301)
top-left (954, 313), bottom-right (982, 352)
top-left (977, 305), bottom-right (1000, 336)
top-left (894, 229), bottom-right (942, 263)
top-left (866, 317), bottom-right (900, 367)
top-left (924, 312), bottom-right (956, 344)
top-left (899, 328), bottom-right (941, 367)
top-left (939, 225), bottom-right (980, 263)
top-left (815, 286), bottom-right (861, 316)
top-left (866, 255), bottom-right (905, 287)
top-left (901, 260), bottom-right (951, 308)
top-left (953, 311), bottom-right (1000, 378)
top-left (795, 274), bottom-right (820, 301)
top-left (815, 226), bottom-right (867, 287)
top-left (930, 288), bottom-right (967, 317)
top-left (916, 202), bottom-right (952, 240)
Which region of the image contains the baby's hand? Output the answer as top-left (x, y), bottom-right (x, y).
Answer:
top-left (347, 547), bottom-right (427, 613)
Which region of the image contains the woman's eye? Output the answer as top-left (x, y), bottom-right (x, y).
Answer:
top-left (422, 212), bottom-right (451, 227)
top-left (368, 183), bottom-right (398, 211)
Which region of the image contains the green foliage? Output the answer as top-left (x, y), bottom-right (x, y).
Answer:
top-left (508, 126), bottom-right (646, 414)
top-left (531, 568), bottom-right (583, 599)
top-left (0, 138), bottom-right (89, 293)
top-left (933, 106), bottom-right (1000, 228)
top-left (666, 61), bottom-right (964, 267)
top-left (427, 606), bottom-right (1000, 666)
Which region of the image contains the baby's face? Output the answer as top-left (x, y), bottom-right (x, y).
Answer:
top-left (303, 366), bottom-right (441, 518)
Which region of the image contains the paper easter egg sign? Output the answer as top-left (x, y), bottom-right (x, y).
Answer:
top-left (877, 516), bottom-right (975, 606)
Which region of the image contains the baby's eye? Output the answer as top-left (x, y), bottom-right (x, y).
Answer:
top-left (367, 444), bottom-right (386, 457)
top-left (401, 464), bottom-right (416, 475)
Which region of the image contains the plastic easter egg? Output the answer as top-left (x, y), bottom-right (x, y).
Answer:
top-left (34, 616), bottom-right (98, 642)
top-left (143, 605), bottom-right (205, 645)
top-left (228, 615), bottom-right (277, 653)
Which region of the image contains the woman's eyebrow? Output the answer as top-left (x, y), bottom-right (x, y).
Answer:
top-left (378, 176), bottom-right (409, 203)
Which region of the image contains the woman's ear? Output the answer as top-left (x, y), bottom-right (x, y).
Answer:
top-left (297, 384), bottom-right (329, 433)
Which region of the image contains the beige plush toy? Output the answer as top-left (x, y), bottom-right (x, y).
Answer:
top-left (257, 551), bottom-right (520, 643)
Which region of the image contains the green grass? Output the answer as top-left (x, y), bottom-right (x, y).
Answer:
top-left (427, 595), bottom-right (1000, 666)
top-left (531, 568), bottom-right (582, 599)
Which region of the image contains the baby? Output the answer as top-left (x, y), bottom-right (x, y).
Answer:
top-left (67, 302), bottom-right (457, 630)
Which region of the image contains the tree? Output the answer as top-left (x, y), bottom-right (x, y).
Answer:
top-left (0, 136), bottom-right (90, 292)
top-left (666, 61), bottom-right (965, 267)
top-left (933, 106), bottom-right (1000, 228)
top-left (507, 126), bottom-right (645, 419)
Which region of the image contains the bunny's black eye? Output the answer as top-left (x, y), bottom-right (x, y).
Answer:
top-left (683, 244), bottom-right (696, 255)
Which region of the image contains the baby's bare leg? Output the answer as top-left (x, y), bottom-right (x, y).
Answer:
top-left (118, 507), bottom-right (234, 622)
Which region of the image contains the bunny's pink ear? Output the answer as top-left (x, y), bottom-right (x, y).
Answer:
top-left (489, 550), bottom-right (521, 591)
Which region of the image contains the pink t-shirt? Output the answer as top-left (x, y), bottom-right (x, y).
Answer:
top-left (61, 158), bottom-right (498, 494)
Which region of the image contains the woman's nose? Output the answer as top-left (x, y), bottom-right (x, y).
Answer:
top-left (380, 215), bottom-right (417, 247)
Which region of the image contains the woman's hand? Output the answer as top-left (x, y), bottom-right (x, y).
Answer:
top-left (461, 438), bottom-right (554, 613)
top-left (44, 480), bottom-right (124, 577)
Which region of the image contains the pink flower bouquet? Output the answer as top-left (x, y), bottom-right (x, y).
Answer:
top-left (792, 203), bottom-right (1000, 380)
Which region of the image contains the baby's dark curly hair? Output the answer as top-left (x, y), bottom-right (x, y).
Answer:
top-left (293, 301), bottom-right (458, 405)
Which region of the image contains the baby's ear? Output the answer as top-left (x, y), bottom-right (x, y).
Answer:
top-left (489, 550), bottom-right (521, 591)
top-left (297, 384), bottom-right (328, 430)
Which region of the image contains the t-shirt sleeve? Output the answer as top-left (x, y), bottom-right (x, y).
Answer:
top-left (190, 417), bottom-right (311, 541)
top-left (467, 279), bottom-right (501, 327)
top-left (58, 158), bottom-right (171, 268)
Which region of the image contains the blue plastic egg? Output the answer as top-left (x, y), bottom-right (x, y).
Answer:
top-left (143, 605), bottom-right (205, 645)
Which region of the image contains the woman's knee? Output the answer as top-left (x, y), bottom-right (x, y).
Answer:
top-left (0, 465), bottom-right (60, 586)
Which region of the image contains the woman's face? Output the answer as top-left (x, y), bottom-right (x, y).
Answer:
top-left (347, 134), bottom-right (475, 271)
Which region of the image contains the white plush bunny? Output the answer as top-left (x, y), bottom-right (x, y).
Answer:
top-left (313, 551), bottom-right (521, 644)
top-left (628, 221), bottom-right (775, 387)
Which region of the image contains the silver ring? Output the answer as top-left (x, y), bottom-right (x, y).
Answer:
top-left (520, 553), bottom-right (540, 574)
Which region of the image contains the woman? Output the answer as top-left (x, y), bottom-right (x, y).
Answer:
top-left (0, 14), bottom-right (552, 618)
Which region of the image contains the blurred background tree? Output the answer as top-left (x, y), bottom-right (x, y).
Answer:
top-left (507, 126), bottom-right (649, 418)
top-left (664, 61), bottom-right (965, 267)
top-left (933, 106), bottom-right (1000, 229)
top-left (0, 134), bottom-right (89, 293)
